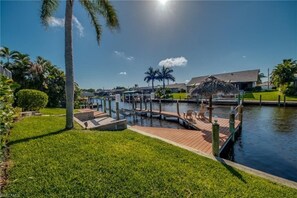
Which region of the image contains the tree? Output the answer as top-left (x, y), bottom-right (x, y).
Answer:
top-left (0, 46), bottom-right (18, 69)
top-left (158, 66), bottom-right (175, 89)
top-left (10, 52), bottom-right (31, 87)
top-left (144, 67), bottom-right (160, 92)
top-left (41, 0), bottom-right (119, 129)
top-left (271, 59), bottom-right (297, 93)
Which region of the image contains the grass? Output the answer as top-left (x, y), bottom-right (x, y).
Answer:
top-left (244, 91), bottom-right (297, 101)
top-left (39, 108), bottom-right (79, 115)
top-left (3, 116), bottom-right (297, 197)
top-left (172, 93), bottom-right (188, 99)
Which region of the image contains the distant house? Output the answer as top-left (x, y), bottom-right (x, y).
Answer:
top-left (165, 83), bottom-right (187, 93)
top-left (187, 69), bottom-right (260, 91)
top-left (81, 91), bottom-right (95, 98)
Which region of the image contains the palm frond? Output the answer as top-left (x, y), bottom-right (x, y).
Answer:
top-left (97, 0), bottom-right (120, 30)
top-left (40, 0), bottom-right (59, 27)
top-left (80, 0), bottom-right (102, 45)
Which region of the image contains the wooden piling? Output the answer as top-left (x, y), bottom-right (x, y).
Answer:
top-left (144, 99), bottom-right (147, 110)
top-left (159, 100), bottom-right (162, 119)
top-left (278, 95), bottom-right (281, 107)
top-left (238, 105), bottom-right (243, 129)
top-left (284, 95), bottom-right (286, 107)
top-left (212, 120), bottom-right (220, 156)
top-left (150, 99), bottom-right (152, 118)
top-left (116, 102), bottom-right (120, 120)
top-left (96, 102), bottom-right (99, 111)
top-left (103, 98), bottom-right (106, 113)
top-left (108, 99), bottom-right (112, 117)
top-left (259, 95), bottom-right (262, 106)
top-left (229, 111), bottom-right (235, 142)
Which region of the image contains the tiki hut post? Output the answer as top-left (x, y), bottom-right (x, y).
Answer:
top-left (208, 95), bottom-right (213, 122)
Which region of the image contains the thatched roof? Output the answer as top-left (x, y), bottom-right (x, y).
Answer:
top-left (190, 76), bottom-right (239, 97)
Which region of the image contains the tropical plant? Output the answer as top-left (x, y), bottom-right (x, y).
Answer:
top-left (144, 67), bottom-right (160, 92)
top-left (10, 52), bottom-right (31, 87)
top-left (16, 89), bottom-right (48, 111)
top-left (0, 46), bottom-right (18, 69)
top-left (158, 66), bottom-right (175, 89)
top-left (41, 0), bottom-right (119, 129)
top-left (271, 59), bottom-right (297, 93)
top-left (0, 75), bottom-right (17, 162)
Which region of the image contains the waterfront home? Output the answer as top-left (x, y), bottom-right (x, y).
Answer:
top-left (187, 69), bottom-right (260, 91)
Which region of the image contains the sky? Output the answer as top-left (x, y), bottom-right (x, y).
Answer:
top-left (1, 0), bottom-right (297, 89)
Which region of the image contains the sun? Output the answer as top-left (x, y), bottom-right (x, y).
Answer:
top-left (159, 0), bottom-right (169, 5)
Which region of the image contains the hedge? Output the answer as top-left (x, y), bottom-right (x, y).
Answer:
top-left (16, 89), bottom-right (48, 111)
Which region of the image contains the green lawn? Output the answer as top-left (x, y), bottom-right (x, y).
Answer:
top-left (172, 93), bottom-right (188, 99)
top-left (39, 108), bottom-right (79, 115)
top-left (3, 116), bottom-right (297, 197)
top-left (244, 91), bottom-right (297, 101)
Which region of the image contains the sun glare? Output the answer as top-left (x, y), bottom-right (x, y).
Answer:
top-left (159, 0), bottom-right (169, 5)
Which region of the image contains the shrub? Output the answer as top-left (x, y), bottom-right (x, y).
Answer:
top-left (16, 89), bottom-right (48, 111)
top-left (0, 75), bottom-right (17, 161)
top-left (285, 86), bottom-right (297, 96)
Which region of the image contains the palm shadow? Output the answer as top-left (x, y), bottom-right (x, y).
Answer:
top-left (215, 157), bottom-right (247, 183)
top-left (8, 128), bottom-right (67, 146)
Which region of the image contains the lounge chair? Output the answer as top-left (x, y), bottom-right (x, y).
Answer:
top-left (184, 110), bottom-right (194, 120)
top-left (197, 103), bottom-right (206, 119)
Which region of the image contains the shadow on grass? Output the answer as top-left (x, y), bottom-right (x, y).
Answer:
top-left (7, 129), bottom-right (67, 146)
top-left (215, 157), bottom-right (247, 183)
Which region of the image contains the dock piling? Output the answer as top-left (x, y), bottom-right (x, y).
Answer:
top-left (150, 99), bottom-right (152, 117)
top-left (96, 102), bottom-right (99, 111)
top-left (278, 95), bottom-right (281, 107)
top-left (238, 105), bottom-right (243, 129)
top-left (159, 100), bottom-right (162, 119)
top-left (103, 98), bottom-right (106, 113)
top-left (212, 120), bottom-right (220, 156)
top-left (108, 99), bottom-right (112, 117)
top-left (284, 95), bottom-right (286, 107)
top-left (229, 107), bottom-right (235, 142)
top-left (259, 95), bottom-right (262, 106)
top-left (116, 101), bottom-right (120, 120)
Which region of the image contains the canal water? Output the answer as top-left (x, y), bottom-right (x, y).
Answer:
top-left (94, 99), bottom-right (297, 182)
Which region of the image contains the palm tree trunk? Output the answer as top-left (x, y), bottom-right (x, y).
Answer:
top-left (65, 0), bottom-right (74, 129)
top-left (152, 80), bottom-right (154, 92)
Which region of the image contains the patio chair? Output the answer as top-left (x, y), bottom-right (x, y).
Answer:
top-left (197, 103), bottom-right (206, 119)
top-left (185, 110), bottom-right (194, 120)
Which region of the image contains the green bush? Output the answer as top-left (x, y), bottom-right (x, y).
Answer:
top-left (285, 86), bottom-right (297, 96)
top-left (16, 89), bottom-right (48, 111)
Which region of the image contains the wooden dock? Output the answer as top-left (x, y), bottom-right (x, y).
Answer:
top-left (129, 108), bottom-right (241, 156)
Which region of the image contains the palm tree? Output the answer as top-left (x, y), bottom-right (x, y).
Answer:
top-left (144, 67), bottom-right (159, 92)
top-left (41, 0), bottom-right (119, 129)
top-left (0, 46), bottom-right (18, 69)
top-left (271, 59), bottom-right (297, 93)
top-left (158, 66), bottom-right (175, 89)
top-left (11, 52), bottom-right (31, 86)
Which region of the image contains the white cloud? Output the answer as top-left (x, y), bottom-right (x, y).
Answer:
top-left (114, 51), bottom-right (134, 61)
top-left (158, 56), bottom-right (188, 68)
top-left (185, 80), bottom-right (189, 83)
top-left (47, 16), bottom-right (64, 27)
top-left (242, 55), bottom-right (246, 58)
top-left (119, 72), bottom-right (127, 75)
top-left (47, 16), bottom-right (84, 37)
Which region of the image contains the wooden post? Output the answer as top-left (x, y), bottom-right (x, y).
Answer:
top-left (284, 95), bottom-right (286, 107)
top-left (144, 99), bottom-right (147, 110)
top-left (116, 101), bottom-right (120, 120)
top-left (176, 100), bottom-right (180, 116)
top-left (150, 99), bottom-right (152, 118)
top-left (208, 96), bottom-right (213, 123)
top-left (96, 102), bottom-right (99, 111)
top-left (140, 97), bottom-right (143, 111)
top-left (159, 100), bottom-right (162, 119)
top-left (278, 95), bottom-right (281, 107)
top-left (103, 98), bottom-right (106, 113)
top-left (108, 99), bottom-right (112, 117)
top-left (212, 120), bottom-right (220, 156)
top-left (259, 94), bottom-right (262, 106)
top-left (238, 105), bottom-right (243, 129)
top-left (229, 109), bottom-right (235, 142)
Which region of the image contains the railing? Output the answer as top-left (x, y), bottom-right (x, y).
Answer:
top-left (0, 66), bottom-right (12, 79)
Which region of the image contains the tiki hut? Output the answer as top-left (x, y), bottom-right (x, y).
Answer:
top-left (190, 76), bottom-right (239, 122)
